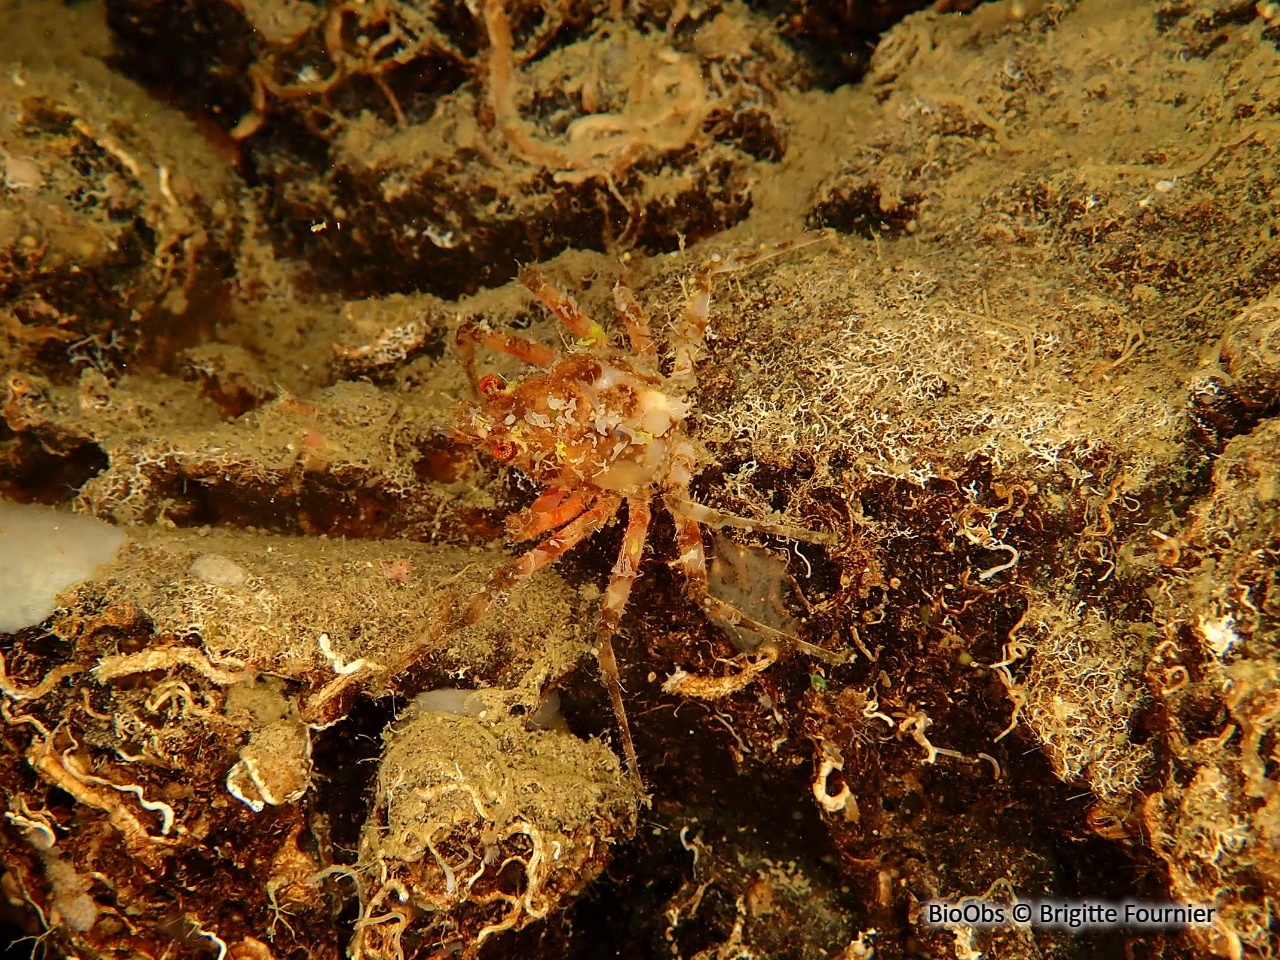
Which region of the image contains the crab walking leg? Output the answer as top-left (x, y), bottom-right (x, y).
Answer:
top-left (504, 488), bottom-right (590, 541)
top-left (611, 280), bottom-right (658, 360)
top-left (672, 234), bottom-right (828, 380)
top-left (519, 267), bottom-right (610, 345)
top-left (667, 500), bottom-right (847, 666)
top-left (666, 496), bottom-right (834, 546)
top-left (669, 499), bottom-right (710, 589)
top-left (456, 320), bottom-right (558, 389)
top-left (701, 595), bottom-right (846, 665)
top-left (459, 495), bottom-right (621, 627)
top-left (670, 268), bottom-right (713, 381)
top-left (595, 496), bottom-right (652, 787)
top-left (660, 441), bottom-right (817, 544)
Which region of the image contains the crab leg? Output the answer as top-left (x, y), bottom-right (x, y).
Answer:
top-left (666, 496), bottom-right (834, 545)
top-left (667, 502), bottom-right (846, 665)
top-left (672, 233), bottom-right (827, 379)
top-left (701, 595), bottom-right (846, 664)
top-left (456, 319), bottom-right (558, 390)
top-left (663, 440), bottom-right (831, 545)
top-left (595, 496), bottom-right (652, 787)
top-left (610, 280), bottom-right (658, 360)
top-left (504, 488), bottom-right (590, 541)
top-left (459, 494), bottom-right (620, 627)
top-left (519, 267), bottom-right (610, 345)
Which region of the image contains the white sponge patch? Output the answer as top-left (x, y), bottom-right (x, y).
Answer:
top-left (0, 500), bottom-right (127, 633)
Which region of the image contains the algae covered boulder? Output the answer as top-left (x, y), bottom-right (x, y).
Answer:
top-left (352, 694), bottom-right (635, 958)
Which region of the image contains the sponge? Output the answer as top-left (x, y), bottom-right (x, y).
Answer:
top-left (0, 500), bottom-right (127, 633)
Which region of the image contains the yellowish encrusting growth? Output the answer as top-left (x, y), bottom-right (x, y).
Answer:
top-left (992, 597), bottom-right (1153, 799)
top-left (352, 696), bottom-right (635, 960)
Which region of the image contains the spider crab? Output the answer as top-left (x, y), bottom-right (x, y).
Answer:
top-left (452, 237), bottom-right (842, 785)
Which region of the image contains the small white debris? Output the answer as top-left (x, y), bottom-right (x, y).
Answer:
top-left (425, 224), bottom-right (459, 248)
top-left (1199, 613), bottom-right (1239, 659)
top-left (317, 632), bottom-right (381, 676)
top-left (3, 153), bottom-right (43, 191)
top-left (189, 553), bottom-right (249, 587)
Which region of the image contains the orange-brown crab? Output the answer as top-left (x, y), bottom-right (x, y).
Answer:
top-left (452, 238), bottom-right (842, 784)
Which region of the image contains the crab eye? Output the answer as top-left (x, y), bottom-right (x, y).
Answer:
top-left (478, 374), bottom-right (505, 397)
top-left (491, 439), bottom-right (517, 462)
